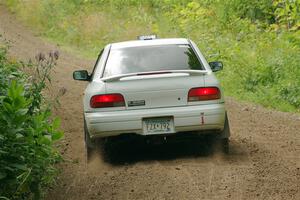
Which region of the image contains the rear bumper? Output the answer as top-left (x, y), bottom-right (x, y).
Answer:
top-left (85, 103), bottom-right (225, 138)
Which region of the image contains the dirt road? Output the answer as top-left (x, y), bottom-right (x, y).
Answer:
top-left (0, 6), bottom-right (299, 200)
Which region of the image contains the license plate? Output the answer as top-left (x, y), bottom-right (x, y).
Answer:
top-left (143, 117), bottom-right (174, 135)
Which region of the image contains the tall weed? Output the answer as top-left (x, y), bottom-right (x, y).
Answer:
top-left (0, 46), bottom-right (63, 200)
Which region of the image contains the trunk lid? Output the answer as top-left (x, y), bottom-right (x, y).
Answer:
top-left (105, 73), bottom-right (205, 110)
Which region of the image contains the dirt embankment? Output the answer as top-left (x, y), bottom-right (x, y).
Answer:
top-left (0, 5), bottom-right (299, 200)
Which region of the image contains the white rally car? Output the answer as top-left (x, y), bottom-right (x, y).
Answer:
top-left (73, 36), bottom-right (230, 156)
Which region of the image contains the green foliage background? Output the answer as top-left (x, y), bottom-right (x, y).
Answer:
top-left (0, 46), bottom-right (63, 199)
top-left (3, 0), bottom-right (300, 112)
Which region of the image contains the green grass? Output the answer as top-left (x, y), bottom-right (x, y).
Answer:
top-left (4, 0), bottom-right (300, 112)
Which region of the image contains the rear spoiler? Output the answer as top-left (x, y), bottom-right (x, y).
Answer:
top-left (101, 70), bottom-right (208, 82)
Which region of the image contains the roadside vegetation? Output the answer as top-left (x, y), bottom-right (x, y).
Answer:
top-left (0, 44), bottom-right (63, 199)
top-left (4, 0), bottom-right (300, 113)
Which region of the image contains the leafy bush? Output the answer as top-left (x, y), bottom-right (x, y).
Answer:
top-left (273, 0), bottom-right (300, 30)
top-left (164, 1), bottom-right (300, 112)
top-left (0, 46), bottom-right (63, 200)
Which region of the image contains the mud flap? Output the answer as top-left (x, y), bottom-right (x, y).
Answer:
top-left (217, 112), bottom-right (230, 139)
top-left (215, 112), bottom-right (230, 154)
top-left (84, 119), bottom-right (99, 162)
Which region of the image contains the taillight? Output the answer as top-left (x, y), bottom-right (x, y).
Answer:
top-left (90, 94), bottom-right (125, 108)
top-left (188, 87), bottom-right (221, 101)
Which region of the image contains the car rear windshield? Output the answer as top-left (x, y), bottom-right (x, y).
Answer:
top-left (103, 44), bottom-right (204, 77)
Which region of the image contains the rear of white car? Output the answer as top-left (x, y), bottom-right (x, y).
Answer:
top-left (73, 37), bottom-right (230, 156)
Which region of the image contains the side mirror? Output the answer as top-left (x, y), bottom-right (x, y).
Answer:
top-left (209, 61), bottom-right (223, 72)
top-left (73, 70), bottom-right (90, 81)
